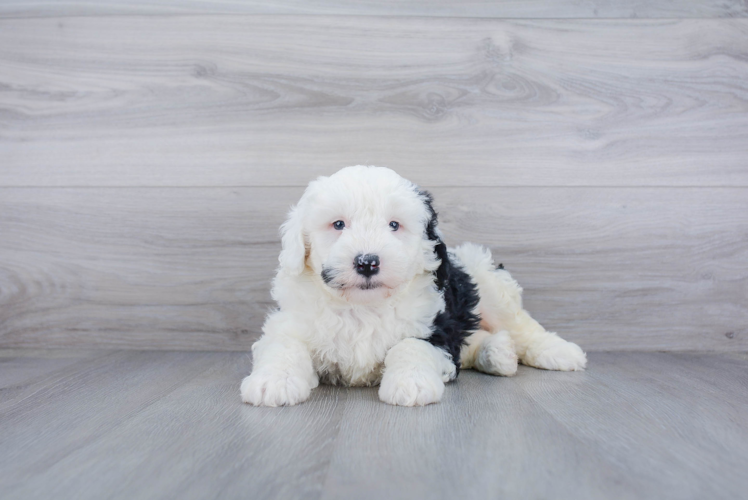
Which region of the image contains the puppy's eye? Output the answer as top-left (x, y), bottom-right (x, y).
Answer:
top-left (389, 221), bottom-right (400, 231)
top-left (333, 220), bottom-right (345, 230)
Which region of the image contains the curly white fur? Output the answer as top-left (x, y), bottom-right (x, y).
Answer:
top-left (241, 166), bottom-right (586, 407)
top-left (453, 243), bottom-right (587, 373)
top-left (379, 338), bottom-right (456, 406)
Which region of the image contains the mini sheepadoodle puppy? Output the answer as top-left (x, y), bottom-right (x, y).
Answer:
top-left (241, 166), bottom-right (587, 407)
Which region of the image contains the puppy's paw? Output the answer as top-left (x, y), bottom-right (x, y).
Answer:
top-left (240, 370), bottom-right (313, 407)
top-left (474, 331), bottom-right (518, 376)
top-left (526, 340), bottom-right (587, 372)
top-left (378, 368), bottom-right (445, 407)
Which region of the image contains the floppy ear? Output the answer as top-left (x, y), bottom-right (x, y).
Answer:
top-left (418, 189), bottom-right (451, 289)
top-left (278, 203), bottom-right (307, 275)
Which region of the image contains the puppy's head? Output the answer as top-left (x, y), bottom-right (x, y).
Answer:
top-left (279, 165), bottom-right (442, 302)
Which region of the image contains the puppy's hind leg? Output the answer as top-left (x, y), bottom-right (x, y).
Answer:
top-left (461, 329), bottom-right (518, 376)
top-left (452, 243), bottom-right (587, 372)
top-left (503, 306), bottom-right (587, 372)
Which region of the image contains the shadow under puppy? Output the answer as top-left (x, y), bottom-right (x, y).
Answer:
top-left (241, 166), bottom-right (586, 407)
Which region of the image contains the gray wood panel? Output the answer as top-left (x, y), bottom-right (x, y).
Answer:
top-left (0, 188), bottom-right (284, 351)
top-left (2, 17), bottom-right (748, 187)
top-left (1, 350), bottom-right (747, 499)
top-left (1, 187), bottom-right (745, 351)
top-left (0, 0), bottom-right (746, 18)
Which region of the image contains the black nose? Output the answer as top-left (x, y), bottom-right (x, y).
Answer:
top-left (354, 254), bottom-right (380, 278)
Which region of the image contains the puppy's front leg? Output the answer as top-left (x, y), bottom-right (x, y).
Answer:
top-left (378, 338), bottom-right (456, 407)
top-left (240, 316), bottom-right (318, 407)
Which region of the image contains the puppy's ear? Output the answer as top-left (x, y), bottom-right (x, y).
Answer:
top-left (418, 189), bottom-right (451, 289)
top-left (278, 203), bottom-right (307, 275)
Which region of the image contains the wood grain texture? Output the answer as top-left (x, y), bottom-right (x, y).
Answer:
top-left (1, 186), bottom-right (745, 351)
top-left (0, 348), bottom-right (110, 390)
top-left (1, 350), bottom-right (747, 499)
top-left (0, 351), bottom-right (348, 500)
top-left (515, 351), bottom-right (748, 499)
top-left (321, 370), bottom-right (647, 500)
top-left (0, 350), bottom-right (225, 488)
top-left (1, 0), bottom-right (747, 18)
top-left (0, 188), bottom-right (283, 351)
top-left (1, 17), bottom-right (748, 187)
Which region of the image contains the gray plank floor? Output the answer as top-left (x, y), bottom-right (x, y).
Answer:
top-left (1, 350), bottom-right (746, 500)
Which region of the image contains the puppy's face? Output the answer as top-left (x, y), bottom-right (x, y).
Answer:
top-left (279, 166), bottom-right (439, 302)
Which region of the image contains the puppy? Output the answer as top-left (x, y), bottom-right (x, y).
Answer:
top-left (241, 166), bottom-right (586, 407)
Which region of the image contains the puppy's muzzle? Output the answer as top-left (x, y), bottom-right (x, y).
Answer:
top-left (354, 254), bottom-right (379, 278)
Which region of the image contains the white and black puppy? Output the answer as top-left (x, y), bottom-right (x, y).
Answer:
top-left (241, 166), bottom-right (586, 407)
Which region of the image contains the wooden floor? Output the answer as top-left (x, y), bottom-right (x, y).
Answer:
top-left (1, 349), bottom-right (746, 500)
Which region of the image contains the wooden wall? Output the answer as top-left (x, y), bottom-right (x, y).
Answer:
top-left (1, 2), bottom-right (746, 351)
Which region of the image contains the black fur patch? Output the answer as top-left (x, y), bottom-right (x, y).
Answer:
top-left (320, 267), bottom-right (336, 285)
top-left (418, 190), bottom-right (481, 377)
